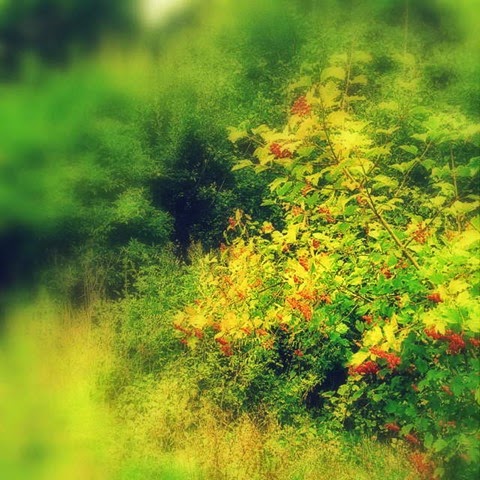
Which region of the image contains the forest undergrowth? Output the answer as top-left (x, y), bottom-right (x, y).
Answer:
top-left (0, 294), bottom-right (418, 480)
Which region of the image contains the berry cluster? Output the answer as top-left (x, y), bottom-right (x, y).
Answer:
top-left (361, 314), bottom-right (373, 325)
top-left (445, 333), bottom-right (466, 354)
top-left (292, 205), bottom-right (305, 216)
top-left (424, 326), bottom-right (443, 341)
top-left (412, 224), bottom-right (429, 244)
top-left (317, 206), bottom-right (336, 223)
top-left (291, 95), bottom-right (311, 116)
top-left (404, 433), bottom-right (421, 446)
top-left (409, 452), bottom-right (436, 480)
top-left (261, 222), bottom-right (274, 234)
top-left (356, 195), bottom-right (368, 206)
top-left (441, 384), bottom-right (453, 396)
top-left (279, 322), bottom-right (290, 333)
top-left (380, 265), bottom-right (393, 279)
top-left (241, 326), bottom-right (252, 335)
top-left (470, 337), bottom-right (480, 348)
top-left (270, 142), bottom-right (293, 159)
top-left (299, 289), bottom-right (317, 301)
top-left (287, 296), bottom-right (313, 321)
top-left (424, 327), bottom-right (466, 354)
top-left (349, 360), bottom-right (379, 375)
top-left (370, 346), bottom-right (401, 370)
top-left (227, 217), bottom-right (238, 230)
top-left (215, 337), bottom-right (233, 356)
top-left (301, 183), bottom-right (314, 196)
top-left (317, 293), bottom-right (333, 304)
top-left (426, 292), bottom-right (443, 303)
top-left (298, 256), bottom-right (309, 271)
top-left (384, 422), bottom-right (401, 432)
top-left (174, 323), bottom-right (191, 335)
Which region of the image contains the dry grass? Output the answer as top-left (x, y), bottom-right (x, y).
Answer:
top-left (114, 364), bottom-right (416, 480)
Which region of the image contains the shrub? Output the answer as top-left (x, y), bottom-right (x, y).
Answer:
top-left (173, 51), bottom-right (480, 478)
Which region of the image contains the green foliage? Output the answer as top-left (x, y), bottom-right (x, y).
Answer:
top-left (99, 245), bottom-right (198, 394)
top-left (0, 63), bottom-right (173, 292)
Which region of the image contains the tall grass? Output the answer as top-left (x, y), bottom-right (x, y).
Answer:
top-left (0, 294), bottom-right (418, 479)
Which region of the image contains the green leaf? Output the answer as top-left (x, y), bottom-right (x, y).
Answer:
top-left (269, 177), bottom-right (289, 192)
top-left (475, 387), bottom-right (480, 405)
top-left (411, 133), bottom-right (428, 143)
top-left (373, 174), bottom-right (398, 189)
top-left (390, 160), bottom-right (416, 173)
top-left (399, 145), bottom-right (418, 155)
top-left (424, 433), bottom-right (434, 449)
top-left (350, 74), bottom-right (368, 85)
top-left (232, 159), bottom-right (253, 171)
top-left (433, 438), bottom-right (448, 453)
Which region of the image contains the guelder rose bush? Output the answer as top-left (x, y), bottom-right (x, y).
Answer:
top-left (174, 52), bottom-right (480, 479)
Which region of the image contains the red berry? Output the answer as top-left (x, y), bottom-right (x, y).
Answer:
top-left (291, 96), bottom-right (311, 116)
top-left (298, 256), bottom-right (309, 271)
top-left (441, 385), bottom-right (453, 396)
top-left (385, 422), bottom-right (401, 432)
top-left (269, 142), bottom-right (293, 159)
top-left (446, 333), bottom-right (465, 354)
top-left (470, 338), bottom-right (480, 348)
top-left (424, 326), bottom-right (443, 341)
top-left (362, 315), bottom-right (373, 325)
top-left (427, 292), bottom-right (443, 303)
top-left (404, 433), bottom-right (421, 446)
top-left (350, 360), bottom-right (379, 376)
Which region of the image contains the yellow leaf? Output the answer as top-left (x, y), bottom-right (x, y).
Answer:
top-left (351, 74), bottom-right (368, 85)
top-left (327, 110), bottom-right (349, 127)
top-left (315, 254), bottom-right (334, 272)
top-left (454, 229), bottom-right (480, 250)
top-left (254, 146), bottom-right (270, 165)
top-left (329, 53), bottom-right (348, 64)
top-left (352, 51), bottom-right (372, 63)
top-left (186, 337), bottom-right (199, 349)
top-left (363, 325), bottom-right (383, 346)
top-left (285, 223), bottom-right (299, 243)
top-left (422, 309), bottom-right (447, 334)
top-left (318, 81), bottom-right (341, 109)
top-left (190, 313), bottom-right (208, 329)
top-left (296, 116), bottom-right (320, 139)
top-left (232, 159), bottom-right (253, 171)
top-left (321, 66), bottom-right (346, 82)
top-left (447, 279), bottom-right (470, 295)
top-left (287, 76), bottom-right (312, 92)
top-left (379, 101), bottom-right (399, 111)
top-left (349, 349), bottom-right (370, 367)
top-left (227, 126), bottom-right (248, 143)
top-left (251, 124), bottom-right (271, 138)
top-left (383, 322), bottom-right (396, 346)
top-left (223, 312), bottom-right (238, 331)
